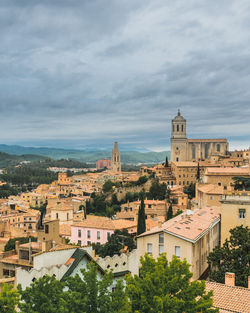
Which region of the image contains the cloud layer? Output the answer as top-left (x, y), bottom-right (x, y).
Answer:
top-left (0, 0), bottom-right (250, 150)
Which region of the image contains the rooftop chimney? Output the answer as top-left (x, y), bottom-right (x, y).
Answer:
top-left (225, 272), bottom-right (235, 287)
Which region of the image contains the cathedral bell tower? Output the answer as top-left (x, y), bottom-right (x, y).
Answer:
top-left (170, 110), bottom-right (187, 162)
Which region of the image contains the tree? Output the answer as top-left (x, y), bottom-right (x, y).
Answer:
top-left (149, 180), bottom-right (167, 200)
top-left (166, 203), bottom-right (173, 220)
top-left (196, 162), bottom-right (200, 180)
top-left (137, 197), bottom-right (146, 235)
top-left (0, 283), bottom-right (19, 313)
top-left (207, 225), bottom-right (250, 287)
top-left (184, 183), bottom-right (196, 199)
top-left (137, 176), bottom-right (148, 185)
top-left (93, 229), bottom-right (136, 258)
top-left (102, 180), bottom-right (113, 193)
top-left (126, 254), bottom-right (218, 313)
top-left (18, 275), bottom-right (67, 313)
top-left (5, 236), bottom-right (37, 252)
top-left (64, 263), bottom-right (131, 313)
top-left (164, 155), bottom-right (169, 167)
top-left (232, 176), bottom-right (250, 191)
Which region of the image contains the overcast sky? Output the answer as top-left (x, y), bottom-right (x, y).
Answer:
top-left (0, 0), bottom-right (250, 151)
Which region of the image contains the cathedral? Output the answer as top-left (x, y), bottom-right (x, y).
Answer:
top-left (170, 110), bottom-right (229, 162)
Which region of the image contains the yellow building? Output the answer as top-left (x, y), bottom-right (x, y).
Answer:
top-left (170, 161), bottom-right (221, 186)
top-left (196, 184), bottom-right (224, 208)
top-left (220, 191), bottom-right (250, 244)
top-left (137, 207), bottom-right (220, 280)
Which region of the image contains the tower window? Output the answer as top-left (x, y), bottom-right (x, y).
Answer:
top-left (177, 125), bottom-right (179, 132)
top-left (172, 124), bottom-right (175, 132)
top-left (217, 144), bottom-right (220, 152)
top-left (181, 125), bottom-right (183, 132)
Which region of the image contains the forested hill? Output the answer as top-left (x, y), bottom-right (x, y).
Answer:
top-left (0, 144), bottom-right (170, 164)
top-left (0, 152), bottom-right (48, 168)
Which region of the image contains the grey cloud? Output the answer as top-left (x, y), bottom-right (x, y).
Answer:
top-left (0, 0), bottom-right (250, 150)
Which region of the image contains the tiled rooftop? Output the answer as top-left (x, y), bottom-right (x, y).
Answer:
top-left (137, 207), bottom-right (220, 242)
top-left (206, 281), bottom-right (250, 313)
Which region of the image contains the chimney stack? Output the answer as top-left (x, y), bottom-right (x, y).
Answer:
top-left (225, 272), bottom-right (235, 287)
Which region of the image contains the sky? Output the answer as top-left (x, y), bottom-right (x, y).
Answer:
top-left (0, 0), bottom-right (250, 151)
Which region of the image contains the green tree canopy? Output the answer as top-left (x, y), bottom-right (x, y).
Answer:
top-left (0, 283), bottom-right (19, 313)
top-left (93, 229), bottom-right (136, 258)
top-left (207, 225), bottom-right (250, 287)
top-left (5, 236), bottom-right (37, 252)
top-left (137, 197), bottom-right (146, 235)
top-left (102, 180), bottom-right (113, 193)
top-left (126, 254), bottom-right (218, 313)
top-left (166, 203), bottom-right (173, 220)
top-left (232, 176), bottom-right (250, 191)
top-left (148, 180), bottom-right (167, 200)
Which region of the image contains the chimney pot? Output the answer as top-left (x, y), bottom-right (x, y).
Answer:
top-left (225, 272), bottom-right (235, 287)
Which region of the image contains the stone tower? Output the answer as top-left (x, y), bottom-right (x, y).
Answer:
top-left (170, 110), bottom-right (187, 162)
top-left (111, 142), bottom-right (121, 172)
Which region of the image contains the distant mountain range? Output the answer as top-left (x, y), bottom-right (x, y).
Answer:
top-left (0, 144), bottom-right (170, 165)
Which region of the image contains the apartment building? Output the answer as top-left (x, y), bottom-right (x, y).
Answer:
top-left (137, 207), bottom-right (220, 280)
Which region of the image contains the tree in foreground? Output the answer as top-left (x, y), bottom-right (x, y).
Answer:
top-left (0, 283), bottom-right (19, 313)
top-left (137, 196), bottom-right (146, 235)
top-left (18, 275), bottom-right (67, 313)
top-left (64, 263), bottom-right (131, 313)
top-left (207, 225), bottom-right (250, 287)
top-left (126, 254), bottom-right (218, 313)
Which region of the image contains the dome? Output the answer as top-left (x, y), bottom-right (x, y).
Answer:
top-left (173, 109), bottom-right (185, 121)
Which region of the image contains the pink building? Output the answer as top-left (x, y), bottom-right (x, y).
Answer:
top-left (96, 159), bottom-right (111, 170)
top-left (70, 215), bottom-right (136, 246)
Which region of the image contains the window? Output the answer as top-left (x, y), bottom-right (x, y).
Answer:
top-left (216, 144), bottom-right (220, 152)
top-left (78, 240), bottom-right (82, 246)
top-left (78, 229), bottom-right (82, 237)
top-left (177, 125), bottom-right (179, 131)
top-left (107, 232), bottom-right (111, 239)
top-left (218, 182), bottom-right (222, 186)
top-left (97, 231), bottom-right (100, 240)
top-left (209, 196), bottom-right (213, 200)
top-left (175, 246), bottom-right (180, 258)
top-left (87, 241), bottom-right (91, 245)
top-left (24, 217), bottom-right (26, 220)
top-left (56, 213), bottom-right (59, 219)
top-left (147, 243), bottom-right (152, 254)
top-left (28, 224), bottom-right (32, 229)
top-left (239, 209), bottom-right (246, 219)
top-left (148, 204), bottom-right (152, 208)
top-left (29, 217), bottom-right (32, 220)
top-left (176, 157), bottom-right (179, 162)
top-left (45, 224), bottom-right (49, 234)
top-left (159, 244), bottom-right (164, 254)
top-left (181, 125), bottom-right (184, 132)
top-left (87, 230), bottom-right (91, 238)
top-left (159, 233), bottom-right (164, 243)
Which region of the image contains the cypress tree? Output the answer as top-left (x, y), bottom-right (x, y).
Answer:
top-left (196, 162), bottom-right (200, 180)
top-left (137, 197), bottom-right (146, 235)
top-left (166, 203), bottom-right (173, 220)
top-left (164, 156), bottom-right (169, 167)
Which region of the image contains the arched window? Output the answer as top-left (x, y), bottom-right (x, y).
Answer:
top-left (181, 125), bottom-right (184, 132)
top-left (177, 125), bottom-right (179, 132)
top-left (172, 124), bottom-right (175, 132)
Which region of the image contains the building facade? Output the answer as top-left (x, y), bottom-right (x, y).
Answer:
top-left (170, 110), bottom-right (229, 162)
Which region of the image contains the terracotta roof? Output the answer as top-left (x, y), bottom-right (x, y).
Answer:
top-left (72, 215), bottom-right (136, 230)
top-left (137, 207), bottom-right (220, 243)
top-left (198, 184), bottom-right (224, 195)
top-left (205, 281), bottom-right (250, 313)
top-left (20, 242), bottom-right (42, 250)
